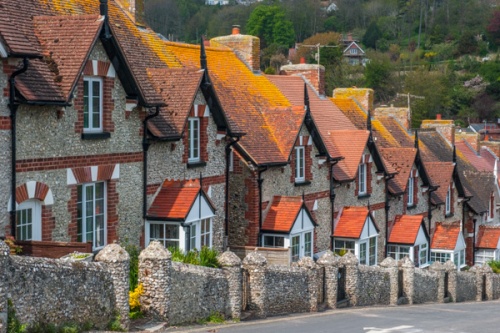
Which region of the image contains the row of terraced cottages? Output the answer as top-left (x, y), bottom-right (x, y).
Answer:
top-left (1, 0), bottom-right (499, 268)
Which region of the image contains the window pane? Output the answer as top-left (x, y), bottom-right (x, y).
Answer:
top-left (291, 235), bottom-right (300, 262)
top-left (360, 242), bottom-right (367, 264)
top-left (190, 224), bottom-right (196, 250)
top-left (304, 232), bottom-right (312, 257)
top-left (165, 224), bottom-right (179, 239)
top-left (369, 237), bottom-right (376, 265)
top-left (83, 81), bottom-right (89, 128)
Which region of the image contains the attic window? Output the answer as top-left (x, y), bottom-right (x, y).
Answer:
top-left (83, 77), bottom-right (103, 133)
top-left (188, 117), bottom-right (200, 163)
top-left (407, 175), bottom-right (414, 206)
top-left (358, 163), bottom-right (367, 195)
top-left (445, 185), bottom-right (451, 215)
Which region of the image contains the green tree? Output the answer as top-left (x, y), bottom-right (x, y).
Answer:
top-left (364, 51), bottom-right (394, 102)
top-left (457, 31), bottom-right (479, 56)
top-left (362, 21), bottom-right (382, 49)
top-left (487, 10), bottom-right (500, 47)
top-left (246, 5), bottom-right (295, 48)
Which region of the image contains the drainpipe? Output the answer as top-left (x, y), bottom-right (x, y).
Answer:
top-left (472, 218), bottom-right (477, 266)
top-left (257, 166), bottom-right (268, 247)
top-left (8, 58), bottom-right (29, 238)
top-left (224, 136), bottom-right (240, 247)
top-left (384, 174), bottom-right (395, 258)
top-left (427, 185), bottom-right (438, 261)
top-left (461, 197), bottom-right (471, 233)
top-left (330, 160), bottom-right (339, 250)
top-left (142, 106), bottom-right (160, 218)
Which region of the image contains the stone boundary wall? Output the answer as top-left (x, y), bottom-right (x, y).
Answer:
top-left (456, 271), bottom-right (477, 302)
top-left (357, 265), bottom-right (391, 306)
top-left (0, 242), bottom-right (129, 333)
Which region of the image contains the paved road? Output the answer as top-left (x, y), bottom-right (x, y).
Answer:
top-left (165, 300), bottom-right (500, 333)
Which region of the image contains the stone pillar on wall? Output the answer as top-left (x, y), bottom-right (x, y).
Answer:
top-left (482, 265), bottom-right (494, 301)
top-left (380, 257), bottom-right (398, 306)
top-left (242, 251), bottom-right (267, 318)
top-left (95, 243), bottom-right (130, 330)
top-left (401, 257), bottom-right (415, 305)
top-left (138, 241), bottom-right (171, 322)
top-left (429, 261), bottom-right (445, 303)
top-left (470, 265), bottom-right (483, 302)
top-left (0, 242), bottom-right (9, 333)
top-left (317, 251), bottom-right (338, 309)
top-left (341, 252), bottom-right (359, 306)
top-left (297, 256), bottom-right (319, 312)
top-left (218, 251), bottom-right (242, 320)
top-left (443, 261), bottom-right (457, 302)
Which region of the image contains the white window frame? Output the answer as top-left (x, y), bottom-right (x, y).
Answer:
top-left (430, 251), bottom-right (451, 263)
top-left (350, 48), bottom-right (358, 55)
top-left (407, 175), bottom-right (414, 206)
top-left (334, 239), bottom-right (355, 255)
top-left (359, 236), bottom-right (377, 266)
top-left (188, 117), bottom-right (200, 163)
top-left (188, 217), bottom-right (212, 250)
top-left (295, 146), bottom-right (305, 182)
top-left (358, 163), bottom-right (367, 195)
top-left (475, 249), bottom-right (498, 265)
top-left (77, 182), bottom-right (107, 250)
top-left (445, 185), bottom-right (451, 215)
top-left (388, 244), bottom-right (411, 261)
top-left (290, 230), bottom-right (314, 262)
top-left (147, 221), bottom-right (181, 250)
top-left (83, 77), bottom-right (103, 133)
top-left (418, 243), bottom-right (428, 267)
top-left (262, 234), bottom-right (286, 248)
top-left (16, 200), bottom-right (42, 241)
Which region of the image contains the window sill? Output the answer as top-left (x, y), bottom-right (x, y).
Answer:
top-left (294, 180), bottom-right (311, 187)
top-left (358, 194), bottom-right (371, 199)
top-left (187, 161), bottom-right (207, 169)
top-left (81, 132), bottom-right (111, 140)
top-left (407, 204), bottom-right (417, 210)
top-left (445, 213), bottom-right (454, 218)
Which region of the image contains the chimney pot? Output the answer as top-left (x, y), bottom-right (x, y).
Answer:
top-left (300, 57), bottom-right (306, 64)
top-left (232, 25), bottom-right (241, 35)
top-left (436, 114), bottom-right (442, 120)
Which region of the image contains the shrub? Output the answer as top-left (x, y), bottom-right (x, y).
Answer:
top-left (124, 243), bottom-right (141, 291)
top-left (168, 246), bottom-right (220, 268)
top-left (129, 283), bottom-right (144, 319)
top-left (488, 260), bottom-right (500, 273)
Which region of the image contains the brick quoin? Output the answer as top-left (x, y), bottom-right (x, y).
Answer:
top-left (41, 206), bottom-right (56, 241)
top-left (16, 152), bottom-right (142, 172)
top-left (68, 186), bottom-right (79, 242)
top-left (244, 171), bottom-right (260, 246)
top-left (0, 116), bottom-right (11, 130)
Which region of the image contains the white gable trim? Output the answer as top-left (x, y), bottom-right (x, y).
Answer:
top-left (290, 207), bottom-right (315, 234)
top-left (185, 193), bottom-right (216, 223)
top-left (0, 41), bottom-right (8, 58)
top-left (360, 215), bottom-right (379, 240)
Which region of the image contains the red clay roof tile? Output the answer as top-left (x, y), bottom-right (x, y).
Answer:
top-left (261, 196), bottom-right (304, 233)
top-left (431, 222), bottom-right (461, 250)
top-left (388, 215), bottom-right (424, 244)
top-left (147, 179), bottom-right (203, 220)
top-left (329, 130), bottom-right (370, 181)
top-left (379, 148), bottom-right (417, 195)
top-left (425, 162), bottom-right (455, 204)
top-left (334, 206), bottom-right (371, 238)
top-left (476, 225), bottom-right (500, 249)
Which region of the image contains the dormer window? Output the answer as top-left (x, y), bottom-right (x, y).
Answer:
top-left (83, 77), bottom-right (103, 132)
top-left (358, 163), bottom-right (367, 195)
top-left (407, 175), bottom-right (414, 206)
top-left (350, 48), bottom-right (358, 55)
top-left (295, 146), bottom-right (305, 182)
top-left (445, 185), bottom-right (451, 215)
top-left (188, 117), bottom-right (200, 163)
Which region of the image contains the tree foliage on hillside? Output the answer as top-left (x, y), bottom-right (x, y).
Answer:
top-left (246, 5), bottom-right (295, 48)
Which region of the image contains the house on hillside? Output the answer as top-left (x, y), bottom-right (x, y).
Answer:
top-left (341, 33), bottom-right (367, 66)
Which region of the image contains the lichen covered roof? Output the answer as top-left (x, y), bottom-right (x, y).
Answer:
top-left (379, 148), bottom-right (417, 195)
top-left (164, 42), bottom-right (304, 165)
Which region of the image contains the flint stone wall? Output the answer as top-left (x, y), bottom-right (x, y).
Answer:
top-left (265, 265), bottom-right (311, 316)
top-left (169, 262), bottom-right (229, 325)
top-left (413, 269), bottom-right (439, 304)
top-left (490, 274), bottom-right (500, 300)
top-left (357, 265), bottom-right (391, 306)
top-left (456, 271), bottom-right (477, 302)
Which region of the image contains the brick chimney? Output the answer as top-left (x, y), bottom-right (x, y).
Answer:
top-left (332, 88), bottom-right (374, 112)
top-left (210, 25), bottom-right (260, 72)
top-left (280, 60), bottom-right (326, 96)
top-left (456, 131), bottom-right (480, 153)
top-left (421, 116), bottom-right (455, 145)
top-left (373, 105), bottom-right (410, 130)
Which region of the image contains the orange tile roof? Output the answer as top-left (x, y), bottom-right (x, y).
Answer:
top-left (33, 15), bottom-right (103, 102)
top-left (424, 162), bottom-right (455, 205)
top-left (147, 68), bottom-right (203, 138)
top-left (334, 206), bottom-right (372, 238)
top-left (147, 179), bottom-right (207, 220)
top-left (329, 130), bottom-right (370, 181)
top-left (388, 215), bottom-right (425, 244)
top-left (476, 225), bottom-right (500, 249)
top-left (261, 196), bottom-right (306, 233)
top-left (164, 41), bottom-right (304, 165)
top-left (379, 148), bottom-right (417, 195)
top-left (431, 222), bottom-right (461, 250)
